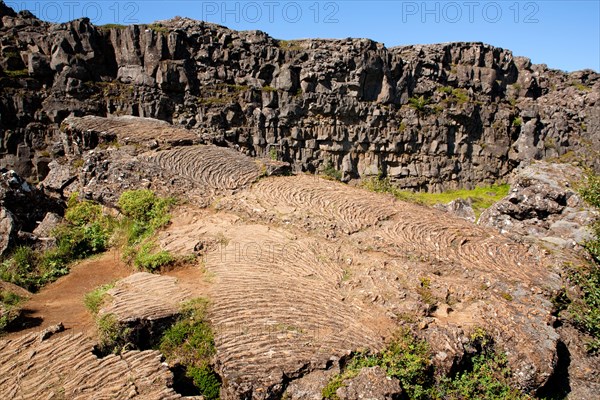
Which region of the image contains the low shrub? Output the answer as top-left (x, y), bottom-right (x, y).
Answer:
top-left (186, 364), bottom-right (221, 399)
top-left (132, 242), bottom-right (174, 272)
top-left (117, 190), bottom-right (173, 243)
top-left (322, 162), bottom-right (342, 181)
top-left (159, 298), bottom-right (220, 399)
top-left (323, 329), bottom-right (432, 399)
top-left (84, 283), bottom-right (115, 315)
top-left (408, 95), bottom-right (430, 113)
top-left (0, 290), bottom-right (24, 332)
top-left (96, 313), bottom-right (132, 354)
top-left (322, 328), bottom-right (528, 400)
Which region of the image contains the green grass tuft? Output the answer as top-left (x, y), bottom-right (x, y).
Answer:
top-left (322, 328), bottom-right (529, 399)
top-left (4, 69), bottom-right (28, 78)
top-left (322, 162), bottom-right (342, 181)
top-left (0, 290), bottom-right (24, 332)
top-left (84, 283), bottom-right (115, 315)
top-left (159, 298), bottom-right (220, 399)
top-left (363, 176), bottom-right (509, 219)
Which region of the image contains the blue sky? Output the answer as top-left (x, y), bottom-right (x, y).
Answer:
top-left (6, 1), bottom-right (599, 71)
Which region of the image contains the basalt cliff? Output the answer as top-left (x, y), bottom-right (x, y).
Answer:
top-left (0, 2), bottom-right (598, 190)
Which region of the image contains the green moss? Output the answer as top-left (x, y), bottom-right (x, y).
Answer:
top-left (100, 23), bottom-right (127, 30)
top-left (261, 85), bottom-right (277, 93)
top-left (512, 117), bottom-right (523, 127)
top-left (4, 69), bottom-right (28, 78)
top-left (159, 298), bottom-right (220, 399)
top-left (276, 39), bottom-right (304, 51)
top-left (84, 283), bottom-right (115, 315)
top-left (363, 177), bottom-right (509, 219)
top-left (148, 23), bottom-right (169, 34)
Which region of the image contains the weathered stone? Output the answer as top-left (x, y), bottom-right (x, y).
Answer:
top-left (0, 207), bottom-right (16, 257)
top-left (0, 5), bottom-right (597, 189)
top-left (32, 212), bottom-right (63, 238)
top-left (480, 162), bottom-right (598, 250)
top-left (336, 366), bottom-right (402, 400)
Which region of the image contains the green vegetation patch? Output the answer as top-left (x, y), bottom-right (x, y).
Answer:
top-left (159, 298), bottom-right (221, 399)
top-left (276, 39), bottom-right (304, 51)
top-left (116, 190), bottom-right (176, 272)
top-left (4, 69), bottom-right (28, 78)
top-left (322, 162), bottom-right (342, 181)
top-left (0, 290), bottom-right (24, 332)
top-left (96, 313), bottom-right (132, 354)
top-left (99, 23), bottom-right (127, 30)
top-left (84, 282), bottom-right (115, 315)
top-left (0, 196), bottom-right (113, 292)
top-left (148, 23), bottom-right (169, 34)
top-left (323, 328), bottom-right (529, 400)
top-left (408, 95), bottom-right (431, 113)
top-left (0, 189), bottom-right (177, 293)
top-left (556, 171), bottom-right (600, 353)
top-left (363, 176), bottom-right (509, 218)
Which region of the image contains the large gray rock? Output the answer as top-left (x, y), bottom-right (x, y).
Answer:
top-left (479, 162), bottom-right (598, 250)
top-left (0, 207), bottom-right (16, 257)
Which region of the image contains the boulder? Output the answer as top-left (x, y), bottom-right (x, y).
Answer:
top-left (336, 366), bottom-right (402, 400)
top-left (0, 207), bottom-right (16, 257)
top-left (479, 162), bottom-right (598, 250)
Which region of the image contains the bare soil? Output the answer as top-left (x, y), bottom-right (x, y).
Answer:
top-left (4, 250), bottom-right (131, 339)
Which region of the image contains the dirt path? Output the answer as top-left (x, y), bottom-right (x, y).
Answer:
top-left (5, 250), bottom-right (131, 339)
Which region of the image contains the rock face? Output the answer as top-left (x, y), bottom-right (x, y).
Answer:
top-left (336, 366), bottom-right (402, 400)
top-left (0, 5), bottom-right (598, 191)
top-left (153, 175), bottom-right (563, 397)
top-left (0, 169), bottom-right (64, 256)
top-left (40, 115), bottom-right (290, 206)
top-left (0, 325), bottom-right (181, 399)
top-left (98, 272), bottom-right (191, 348)
top-left (479, 162), bottom-right (598, 250)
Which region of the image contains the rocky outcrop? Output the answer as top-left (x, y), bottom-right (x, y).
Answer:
top-left (0, 4), bottom-right (598, 191)
top-left (0, 325), bottom-right (182, 399)
top-left (336, 366), bottom-right (402, 399)
top-left (40, 115), bottom-right (290, 206)
top-left (479, 162), bottom-right (598, 250)
top-left (98, 272), bottom-right (191, 348)
top-left (154, 175), bottom-right (565, 396)
top-left (0, 169), bottom-right (64, 256)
